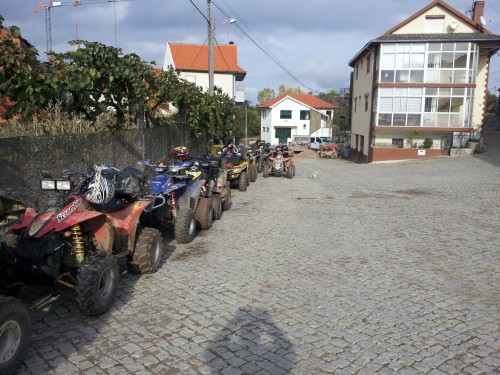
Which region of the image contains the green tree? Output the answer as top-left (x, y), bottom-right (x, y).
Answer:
top-left (48, 41), bottom-right (152, 128)
top-left (234, 103), bottom-right (261, 142)
top-left (278, 85), bottom-right (303, 95)
top-left (257, 87), bottom-right (275, 104)
top-left (0, 16), bottom-right (44, 120)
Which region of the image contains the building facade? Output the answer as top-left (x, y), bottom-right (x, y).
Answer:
top-left (257, 94), bottom-right (336, 145)
top-left (163, 42), bottom-right (246, 101)
top-left (349, 0), bottom-right (500, 162)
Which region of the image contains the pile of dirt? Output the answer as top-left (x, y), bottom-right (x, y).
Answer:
top-left (292, 148), bottom-right (319, 158)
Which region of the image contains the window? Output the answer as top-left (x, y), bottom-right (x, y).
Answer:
top-left (262, 110), bottom-right (267, 119)
top-left (366, 54), bottom-right (371, 73)
top-left (379, 42), bottom-right (477, 85)
top-left (356, 64), bottom-right (359, 80)
top-left (280, 110), bottom-right (292, 119)
top-left (354, 97), bottom-right (358, 112)
top-left (360, 135), bottom-right (365, 153)
top-left (303, 124), bottom-right (307, 129)
top-left (392, 138), bottom-right (404, 148)
top-left (325, 110), bottom-right (332, 118)
top-left (425, 15), bottom-right (445, 33)
top-left (300, 110), bottom-right (310, 120)
top-left (364, 94), bottom-right (369, 111)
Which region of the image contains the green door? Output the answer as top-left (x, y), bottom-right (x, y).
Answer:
top-left (275, 128), bottom-right (291, 144)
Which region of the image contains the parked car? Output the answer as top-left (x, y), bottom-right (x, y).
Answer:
top-left (309, 137), bottom-right (333, 151)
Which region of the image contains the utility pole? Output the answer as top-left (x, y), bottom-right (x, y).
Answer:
top-left (207, 0), bottom-right (215, 96)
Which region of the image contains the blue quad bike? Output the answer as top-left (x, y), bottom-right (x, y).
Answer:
top-left (139, 160), bottom-right (214, 244)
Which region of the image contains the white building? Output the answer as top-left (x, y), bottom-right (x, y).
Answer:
top-left (163, 42), bottom-right (246, 100)
top-left (257, 94), bottom-right (336, 145)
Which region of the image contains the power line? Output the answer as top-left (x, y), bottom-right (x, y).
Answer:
top-left (211, 1), bottom-right (320, 94)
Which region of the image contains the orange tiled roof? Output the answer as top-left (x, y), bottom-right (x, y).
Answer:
top-left (168, 42), bottom-right (246, 76)
top-left (257, 94), bottom-right (336, 109)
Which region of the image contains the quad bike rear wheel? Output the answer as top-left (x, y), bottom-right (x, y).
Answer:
top-left (195, 198), bottom-right (214, 230)
top-left (76, 252), bottom-right (119, 316)
top-left (238, 171), bottom-right (248, 191)
top-left (0, 296), bottom-right (31, 375)
top-left (287, 165), bottom-right (294, 179)
top-left (174, 207), bottom-right (196, 244)
top-left (129, 227), bottom-right (163, 274)
top-left (250, 164), bottom-right (258, 182)
top-left (257, 157), bottom-right (263, 173)
top-left (263, 163), bottom-right (270, 178)
top-left (222, 183), bottom-right (232, 211)
top-left (212, 194), bottom-right (222, 220)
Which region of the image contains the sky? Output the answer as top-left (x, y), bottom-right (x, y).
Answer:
top-left (1, 0), bottom-right (500, 105)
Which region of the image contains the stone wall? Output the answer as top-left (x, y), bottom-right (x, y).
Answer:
top-left (0, 126), bottom-right (207, 207)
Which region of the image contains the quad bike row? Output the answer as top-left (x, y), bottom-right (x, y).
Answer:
top-left (248, 142), bottom-right (296, 179)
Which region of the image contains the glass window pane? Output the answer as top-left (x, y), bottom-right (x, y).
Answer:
top-left (380, 88), bottom-right (393, 95)
top-left (381, 70), bottom-right (395, 82)
top-left (427, 53), bottom-right (441, 68)
top-left (441, 70), bottom-right (453, 83)
top-left (425, 97), bottom-right (438, 112)
top-left (396, 53), bottom-right (410, 68)
top-left (426, 88), bottom-right (438, 96)
top-left (394, 88), bottom-right (406, 96)
top-left (428, 43), bottom-right (441, 51)
top-left (452, 88), bottom-right (465, 96)
top-left (381, 54), bottom-right (396, 68)
top-left (410, 53), bottom-right (425, 68)
top-left (449, 114), bottom-right (463, 127)
top-left (408, 97), bottom-right (422, 112)
top-left (382, 44), bottom-right (396, 52)
top-left (409, 88), bottom-right (423, 95)
top-left (440, 88), bottom-right (451, 96)
top-left (436, 113), bottom-right (449, 126)
top-left (426, 70), bottom-right (440, 83)
top-left (410, 70), bottom-right (424, 83)
top-left (396, 70), bottom-right (410, 82)
top-left (438, 97), bottom-right (450, 112)
top-left (441, 53), bottom-right (454, 68)
top-left (393, 114), bottom-right (406, 126)
top-left (455, 42), bottom-right (468, 51)
top-left (453, 70), bottom-right (467, 84)
top-left (454, 52), bottom-right (467, 68)
top-left (379, 97), bottom-right (393, 112)
top-left (450, 97), bottom-right (463, 112)
top-left (423, 113), bottom-right (436, 126)
top-left (394, 97), bottom-right (408, 112)
top-left (407, 114), bottom-right (421, 126)
top-left (412, 44), bottom-right (426, 52)
top-left (378, 114), bottom-right (392, 125)
top-left (442, 43), bottom-right (454, 51)
top-left (397, 44), bottom-right (411, 52)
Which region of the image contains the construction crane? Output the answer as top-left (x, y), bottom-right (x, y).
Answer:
top-left (33, 0), bottom-right (133, 55)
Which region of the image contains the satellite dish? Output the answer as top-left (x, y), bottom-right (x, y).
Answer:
top-left (480, 16), bottom-right (486, 27)
top-left (450, 21), bottom-right (459, 30)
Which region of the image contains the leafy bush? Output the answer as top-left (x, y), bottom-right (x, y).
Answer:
top-left (423, 137), bottom-right (433, 149)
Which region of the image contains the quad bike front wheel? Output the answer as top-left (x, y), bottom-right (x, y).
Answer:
top-left (238, 171), bottom-right (248, 191)
top-left (257, 157), bottom-right (263, 173)
top-left (250, 164), bottom-right (258, 182)
top-left (76, 252), bottom-right (119, 316)
top-left (195, 198), bottom-right (214, 230)
top-left (129, 227), bottom-right (163, 274)
top-left (212, 194), bottom-right (222, 220)
top-left (174, 207), bottom-right (196, 244)
top-left (0, 296), bottom-right (31, 375)
top-left (287, 165), bottom-right (295, 179)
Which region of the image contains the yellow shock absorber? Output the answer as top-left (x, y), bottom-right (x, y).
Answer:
top-left (71, 224), bottom-right (85, 264)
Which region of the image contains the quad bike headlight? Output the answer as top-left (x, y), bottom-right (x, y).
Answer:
top-left (41, 179), bottom-right (56, 190)
top-left (56, 180), bottom-right (72, 191)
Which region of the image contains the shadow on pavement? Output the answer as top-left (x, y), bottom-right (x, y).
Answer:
top-left (202, 306), bottom-right (296, 374)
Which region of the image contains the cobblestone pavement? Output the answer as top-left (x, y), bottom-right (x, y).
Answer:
top-left (14, 138), bottom-right (500, 374)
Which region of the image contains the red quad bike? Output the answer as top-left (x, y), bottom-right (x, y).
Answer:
top-left (0, 165), bottom-right (163, 316)
top-left (0, 200), bottom-right (31, 375)
top-left (263, 146), bottom-right (296, 179)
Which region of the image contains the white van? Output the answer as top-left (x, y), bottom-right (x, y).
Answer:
top-left (310, 137), bottom-right (333, 151)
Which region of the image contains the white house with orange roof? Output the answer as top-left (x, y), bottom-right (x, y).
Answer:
top-left (163, 42), bottom-right (246, 101)
top-left (349, 0), bottom-right (500, 163)
top-left (257, 94), bottom-right (336, 145)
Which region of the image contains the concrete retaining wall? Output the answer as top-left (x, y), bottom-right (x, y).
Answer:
top-left (0, 126), bottom-right (207, 207)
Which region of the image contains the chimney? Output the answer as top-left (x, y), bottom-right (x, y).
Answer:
top-left (472, 1), bottom-right (485, 25)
